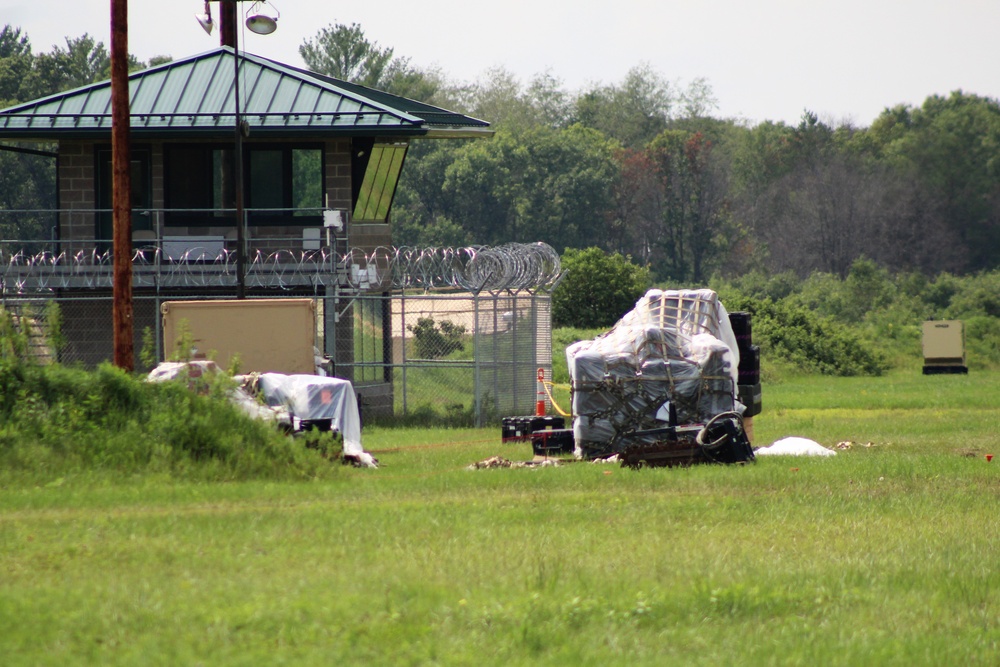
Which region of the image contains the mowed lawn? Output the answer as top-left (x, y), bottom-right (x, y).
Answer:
top-left (2, 371), bottom-right (999, 665)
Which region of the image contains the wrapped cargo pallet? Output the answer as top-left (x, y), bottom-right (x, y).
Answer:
top-left (566, 289), bottom-right (742, 459)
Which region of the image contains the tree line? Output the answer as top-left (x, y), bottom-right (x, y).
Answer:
top-left (3, 23), bottom-right (1000, 281)
top-left (295, 24), bottom-right (1000, 281)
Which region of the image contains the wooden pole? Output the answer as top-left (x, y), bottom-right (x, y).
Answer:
top-left (110, 0), bottom-right (133, 370)
top-left (219, 0), bottom-right (237, 48)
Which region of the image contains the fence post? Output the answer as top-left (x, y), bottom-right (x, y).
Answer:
top-left (491, 293), bottom-right (499, 418)
top-left (400, 293), bottom-right (407, 417)
top-left (474, 294), bottom-right (481, 427)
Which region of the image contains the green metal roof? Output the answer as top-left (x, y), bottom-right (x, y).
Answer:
top-left (0, 47), bottom-right (490, 140)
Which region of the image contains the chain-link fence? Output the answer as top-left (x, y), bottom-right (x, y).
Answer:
top-left (329, 291), bottom-right (551, 425)
top-left (1, 242), bottom-right (561, 426)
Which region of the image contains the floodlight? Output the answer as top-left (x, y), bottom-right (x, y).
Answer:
top-left (246, 2), bottom-right (280, 35)
top-left (195, 1), bottom-right (214, 35)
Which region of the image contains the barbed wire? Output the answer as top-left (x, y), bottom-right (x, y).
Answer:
top-left (0, 242), bottom-right (562, 295)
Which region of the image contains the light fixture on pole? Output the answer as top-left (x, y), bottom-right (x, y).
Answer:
top-left (245, 1), bottom-right (279, 35)
top-left (195, 1), bottom-right (214, 35)
top-left (194, 1), bottom-right (279, 299)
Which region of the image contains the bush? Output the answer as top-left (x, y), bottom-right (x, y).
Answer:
top-left (722, 294), bottom-right (888, 377)
top-left (943, 272), bottom-right (1000, 320)
top-left (552, 247), bottom-right (650, 328)
top-left (408, 317), bottom-right (466, 359)
top-left (716, 263), bottom-right (1000, 373)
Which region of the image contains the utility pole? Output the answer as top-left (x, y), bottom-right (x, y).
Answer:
top-left (219, 0), bottom-right (237, 48)
top-left (110, 0), bottom-right (133, 370)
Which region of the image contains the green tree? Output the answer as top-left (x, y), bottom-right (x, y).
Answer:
top-left (392, 139), bottom-right (470, 246)
top-left (643, 129), bottom-right (735, 282)
top-left (526, 70), bottom-right (572, 129)
top-left (552, 247), bottom-right (650, 328)
top-left (300, 22), bottom-right (395, 88)
top-left (874, 91), bottom-right (1000, 272)
top-left (0, 25), bottom-right (33, 106)
top-left (455, 67), bottom-right (573, 132)
top-left (571, 65), bottom-right (717, 148)
top-left (572, 63), bottom-right (675, 148)
top-left (728, 120), bottom-right (795, 198)
top-left (727, 111), bottom-right (956, 278)
top-left (407, 317), bottom-right (466, 359)
top-left (441, 125), bottom-right (618, 250)
top-left (19, 34), bottom-right (112, 100)
top-left (147, 55), bottom-right (173, 68)
top-left (299, 22), bottom-right (447, 103)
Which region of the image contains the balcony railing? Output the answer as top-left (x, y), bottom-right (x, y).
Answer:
top-left (0, 206), bottom-right (355, 293)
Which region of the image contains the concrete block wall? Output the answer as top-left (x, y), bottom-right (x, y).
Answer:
top-left (349, 223), bottom-right (392, 250)
top-left (325, 139), bottom-right (351, 210)
top-left (57, 142), bottom-right (96, 245)
top-left (356, 383), bottom-right (393, 421)
top-left (148, 143), bottom-right (165, 232)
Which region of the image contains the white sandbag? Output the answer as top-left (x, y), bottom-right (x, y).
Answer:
top-left (755, 437), bottom-right (836, 457)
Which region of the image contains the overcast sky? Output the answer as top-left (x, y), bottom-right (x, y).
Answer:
top-left (3, 0), bottom-right (999, 126)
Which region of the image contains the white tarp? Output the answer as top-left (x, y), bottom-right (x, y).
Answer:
top-left (257, 373), bottom-right (364, 458)
top-left (147, 360), bottom-right (291, 426)
top-left (147, 362), bottom-right (374, 466)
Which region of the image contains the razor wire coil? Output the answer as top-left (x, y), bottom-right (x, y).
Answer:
top-left (0, 242), bottom-right (562, 295)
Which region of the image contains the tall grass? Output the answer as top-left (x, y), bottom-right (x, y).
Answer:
top-left (0, 359), bottom-right (339, 482)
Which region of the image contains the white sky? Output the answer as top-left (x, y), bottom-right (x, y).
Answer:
top-left (3, 0), bottom-right (999, 126)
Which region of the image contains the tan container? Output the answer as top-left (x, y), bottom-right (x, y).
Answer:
top-left (921, 320), bottom-right (967, 374)
top-left (162, 299), bottom-right (317, 374)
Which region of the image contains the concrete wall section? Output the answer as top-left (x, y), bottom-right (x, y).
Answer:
top-left (57, 142), bottom-right (96, 244)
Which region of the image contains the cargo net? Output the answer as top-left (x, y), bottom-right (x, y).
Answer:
top-left (0, 242), bottom-right (562, 294)
top-left (567, 289), bottom-right (741, 459)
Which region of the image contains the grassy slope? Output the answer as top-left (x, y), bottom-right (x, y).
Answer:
top-left (2, 370), bottom-right (1000, 665)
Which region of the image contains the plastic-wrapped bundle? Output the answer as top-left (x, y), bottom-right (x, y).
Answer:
top-left (567, 289), bottom-right (741, 458)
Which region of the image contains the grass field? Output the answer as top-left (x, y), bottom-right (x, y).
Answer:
top-left (2, 370), bottom-right (999, 665)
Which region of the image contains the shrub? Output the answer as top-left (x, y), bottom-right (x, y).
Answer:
top-left (790, 258), bottom-right (897, 324)
top-left (408, 317), bottom-right (466, 359)
top-left (723, 294), bottom-right (888, 376)
top-left (943, 272), bottom-right (1000, 320)
top-left (720, 269), bottom-right (801, 302)
top-left (552, 247), bottom-right (650, 328)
